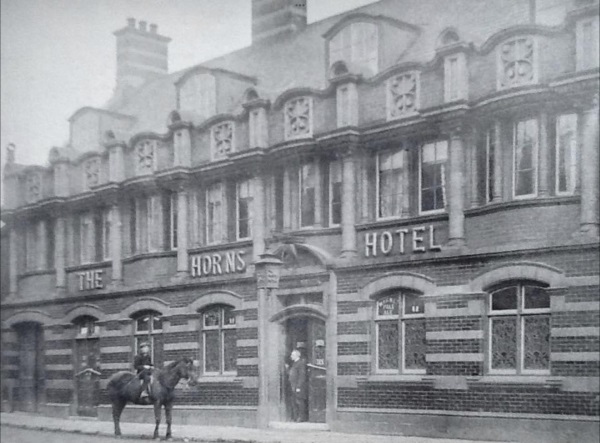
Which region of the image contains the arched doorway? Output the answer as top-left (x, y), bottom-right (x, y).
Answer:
top-left (282, 315), bottom-right (327, 423)
top-left (13, 322), bottom-right (44, 412)
top-left (73, 316), bottom-right (101, 417)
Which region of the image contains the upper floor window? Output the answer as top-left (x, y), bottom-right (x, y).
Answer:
top-left (237, 179), bottom-right (253, 240)
top-left (76, 316), bottom-right (98, 337)
top-left (329, 159), bottom-right (342, 226)
top-left (78, 209), bottom-right (111, 264)
top-left (83, 157), bottom-right (101, 190)
top-left (576, 16), bottom-right (599, 71)
top-left (178, 72), bottom-right (216, 120)
top-left (134, 311), bottom-right (163, 365)
top-left (206, 183), bottom-right (224, 245)
top-left (444, 53), bottom-right (467, 102)
top-left (375, 291), bottom-right (425, 374)
top-left (337, 85), bottom-right (352, 127)
top-left (300, 161), bottom-right (316, 227)
top-left (131, 196), bottom-right (162, 254)
top-left (482, 126), bottom-right (497, 204)
top-left (329, 22), bottom-right (378, 75)
top-left (420, 141), bottom-right (448, 214)
top-left (135, 140), bottom-right (157, 176)
top-left (25, 172), bottom-right (41, 204)
top-left (497, 36), bottom-right (537, 90)
top-left (488, 283), bottom-right (550, 374)
top-left (248, 109), bottom-right (265, 148)
top-left (201, 305), bottom-right (237, 375)
top-left (387, 72), bottom-right (419, 120)
top-left (24, 221), bottom-right (40, 272)
top-left (513, 118), bottom-right (539, 199)
top-left (284, 97), bottom-right (313, 140)
top-left (168, 192), bottom-right (178, 250)
top-left (378, 148), bottom-right (410, 219)
top-left (211, 121), bottom-right (235, 160)
top-left (556, 113), bottom-right (578, 196)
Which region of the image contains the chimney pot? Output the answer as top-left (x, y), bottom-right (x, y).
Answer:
top-left (127, 17), bottom-right (136, 28)
top-left (139, 20), bottom-right (147, 32)
top-left (150, 23), bottom-right (158, 34)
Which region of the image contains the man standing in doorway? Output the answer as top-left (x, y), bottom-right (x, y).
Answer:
top-left (288, 349), bottom-right (308, 422)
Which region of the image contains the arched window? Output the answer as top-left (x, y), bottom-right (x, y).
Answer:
top-left (374, 290), bottom-right (425, 374)
top-left (487, 282), bottom-right (550, 374)
top-left (329, 22), bottom-right (378, 75)
top-left (200, 305), bottom-right (237, 375)
top-left (133, 310), bottom-right (163, 365)
top-left (74, 315), bottom-right (98, 337)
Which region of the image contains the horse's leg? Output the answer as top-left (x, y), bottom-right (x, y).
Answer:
top-left (165, 401), bottom-right (173, 439)
top-left (153, 401), bottom-right (161, 439)
top-left (112, 399), bottom-right (126, 436)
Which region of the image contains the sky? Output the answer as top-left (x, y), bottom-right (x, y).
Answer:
top-left (0, 0), bottom-right (379, 173)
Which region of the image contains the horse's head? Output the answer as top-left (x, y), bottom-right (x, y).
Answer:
top-left (177, 357), bottom-right (199, 387)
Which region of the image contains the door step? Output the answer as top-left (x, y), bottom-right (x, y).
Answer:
top-left (269, 421), bottom-right (329, 431)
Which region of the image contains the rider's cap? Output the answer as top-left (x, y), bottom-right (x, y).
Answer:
top-left (139, 341), bottom-right (150, 348)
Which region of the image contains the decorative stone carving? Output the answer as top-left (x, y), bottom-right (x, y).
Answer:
top-left (25, 172), bottom-right (41, 203)
top-left (211, 121), bottom-right (234, 160)
top-left (499, 36), bottom-right (536, 89)
top-left (388, 72), bottom-right (418, 119)
top-left (84, 157), bottom-right (101, 188)
top-left (135, 140), bottom-right (156, 175)
top-left (284, 97), bottom-right (312, 139)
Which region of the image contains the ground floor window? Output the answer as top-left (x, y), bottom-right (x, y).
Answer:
top-left (201, 305), bottom-right (237, 375)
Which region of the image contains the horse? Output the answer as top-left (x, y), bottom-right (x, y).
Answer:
top-left (106, 357), bottom-right (197, 439)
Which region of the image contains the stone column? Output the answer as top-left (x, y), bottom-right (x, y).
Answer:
top-left (9, 226), bottom-right (18, 295)
top-left (341, 148), bottom-right (357, 258)
top-left (37, 220), bottom-right (48, 270)
top-left (253, 174), bottom-right (266, 260)
top-left (492, 120), bottom-right (503, 203)
top-left (177, 188), bottom-right (189, 276)
top-left (172, 124), bottom-right (192, 167)
top-left (283, 167), bottom-right (292, 231)
top-left (54, 217), bottom-right (66, 289)
top-left (448, 131), bottom-right (465, 247)
top-left (578, 96), bottom-right (599, 237)
top-left (110, 204), bottom-right (123, 283)
top-left (538, 112), bottom-right (549, 197)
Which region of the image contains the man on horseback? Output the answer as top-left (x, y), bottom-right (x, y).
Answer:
top-left (134, 341), bottom-right (154, 401)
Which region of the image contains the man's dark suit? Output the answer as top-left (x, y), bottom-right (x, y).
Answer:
top-left (288, 357), bottom-right (308, 422)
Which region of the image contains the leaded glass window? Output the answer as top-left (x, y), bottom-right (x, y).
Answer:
top-left (300, 161), bottom-right (316, 227)
top-left (420, 141), bottom-right (448, 213)
top-left (375, 292), bottom-right (425, 374)
top-left (201, 305), bottom-right (237, 375)
top-left (513, 118), bottom-right (538, 198)
top-left (237, 179), bottom-right (253, 240)
top-left (555, 114), bottom-right (578, 196)
top-left (378, 148), bottom-right (409, 219)
top-left (488, 283), bottom-right (550, 374)
top-left (329, 159), bottom-right (342, 226)
top-left (211, 121), bottom-right (235, 160)
top-left (134, 311), bottom-right (163, 365)
top-left (285, 97), bottom-right (312, 140)
top-left (498, 36), bottom-right (537, 90)
top-left (387, 72), bottom-right (419, 120)
top-left (206, 183), bottom-right (223, 244)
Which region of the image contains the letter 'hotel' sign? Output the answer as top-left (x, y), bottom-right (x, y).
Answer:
top-left (190, 250), bottom-right (246, 277)
top-left (364, 225), bottom-right (441, 257)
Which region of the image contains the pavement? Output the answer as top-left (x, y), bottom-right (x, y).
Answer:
top-left (0, 412), bottom-right (511, 443)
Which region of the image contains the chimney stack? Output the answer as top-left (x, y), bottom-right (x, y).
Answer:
top-left (252, 0), bottom-right (307, 44)
top-left (113, 18), bottom-right (171, 100)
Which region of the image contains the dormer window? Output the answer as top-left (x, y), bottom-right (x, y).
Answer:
top-left (25, 172), bottom-right (41, 203)
top-left (497, 36), bottom-right (537, 90)
top-left (83, 157), bottom-right (101, 189)
top-left (178, 72), bottom-right (216, 121)
top-left (211, 121), bottom-right (235, 160)
top-left (135, 140), bottom-right (157, 176)
top-left (284, 96), bottom-right (313, 140)
top-left (387, 72), bottom-right (419, 120)
top-left (576, 16), bottom-right (599, 71)
top-left (329, 22), bottom-right (378, 76)
top-left (444, 53), bottom-right (467, 102)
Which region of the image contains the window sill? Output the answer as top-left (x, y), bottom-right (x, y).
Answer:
top-left (123, 251), bottom-right (176, 264)
top-left (18, 269), bottom-right (56, 278)
top-left (357, 212), bottom-right (448, 231)
top-left (357, 374), bottom-right (432, 385)
top-left (195, 375), bottom-right (241, 384)
top-left (465, 195), bottom-right (579, 217)
top-left (65, 261), bottom-right (111, 272)
top-left (188, 239), bottom-right (252, 254)
top-left (466, 375), bottom-right (561, 388)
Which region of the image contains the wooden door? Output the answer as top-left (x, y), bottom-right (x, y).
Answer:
top-left (15, 323), bottom-right (43, 412)
top-left (307, 318), bottom-right (326, 423)
top-left (75, 338), bottom-right (100, 416)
